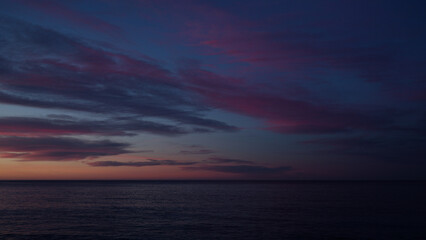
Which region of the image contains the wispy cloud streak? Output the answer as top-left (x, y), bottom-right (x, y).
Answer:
top-left (0, 136), bottom-right (130, 161)
top-left (204, 157), bottom-right (253, 164)
top-left (0, 116), bottom-right (200, 137)
top-left (183, 165), bottom-right (292, 174)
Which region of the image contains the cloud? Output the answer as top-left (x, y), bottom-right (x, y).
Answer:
top-left (204, 157), bottom-right (253, 164)
top-left (179, 149), bottom-right (215, 155)
top-left (0, 116), bottom-right (197, 137)
top-left (0, 136), bottom-right (130, 161)
top-left (0, 15), bottom-right (408, 138)
top-left (183, 165), bottom-right (292, 174)
top-left (88, 159), bottom-right (197, 167)
top-left (0, 16), bottom-right (237, 134)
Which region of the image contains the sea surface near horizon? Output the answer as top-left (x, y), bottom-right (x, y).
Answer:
top-left (0, 181), bottom-right (425, 240)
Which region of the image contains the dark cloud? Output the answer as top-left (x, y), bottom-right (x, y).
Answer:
top-left (88, 159), bottom-right (197, 167)
top-left (183, 165), bottom-right (292, 174)
top-left (0, 116), bottom-right (194, 136)
top-left (0, 136), bottom-right (130, 161)
top-left (179, 149), bottom-right (215, 155)
top-left (204, 157), bottom-right (253, 164)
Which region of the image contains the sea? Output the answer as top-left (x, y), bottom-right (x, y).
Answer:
top-left (0, 181), bottom-right (425, 240)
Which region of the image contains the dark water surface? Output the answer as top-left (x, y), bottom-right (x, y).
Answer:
top-left (0, 181), bottom-right (425, 240)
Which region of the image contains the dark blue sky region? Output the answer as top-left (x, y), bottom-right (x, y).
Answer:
top-left (0, 0), bottom-right (425, 179)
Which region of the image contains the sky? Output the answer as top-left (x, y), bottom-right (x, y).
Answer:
top-left (0, 0), bottom-right (425, 180)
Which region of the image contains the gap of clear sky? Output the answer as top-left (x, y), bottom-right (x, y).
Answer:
top-left (0, 0), bottom-right (425, 180)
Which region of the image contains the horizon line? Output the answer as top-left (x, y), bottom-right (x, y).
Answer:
top-left (1, 179), bottom-right (425, 182)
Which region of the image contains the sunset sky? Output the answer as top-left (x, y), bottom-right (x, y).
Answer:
top-left (0, 0), bottom-right (425, 180)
